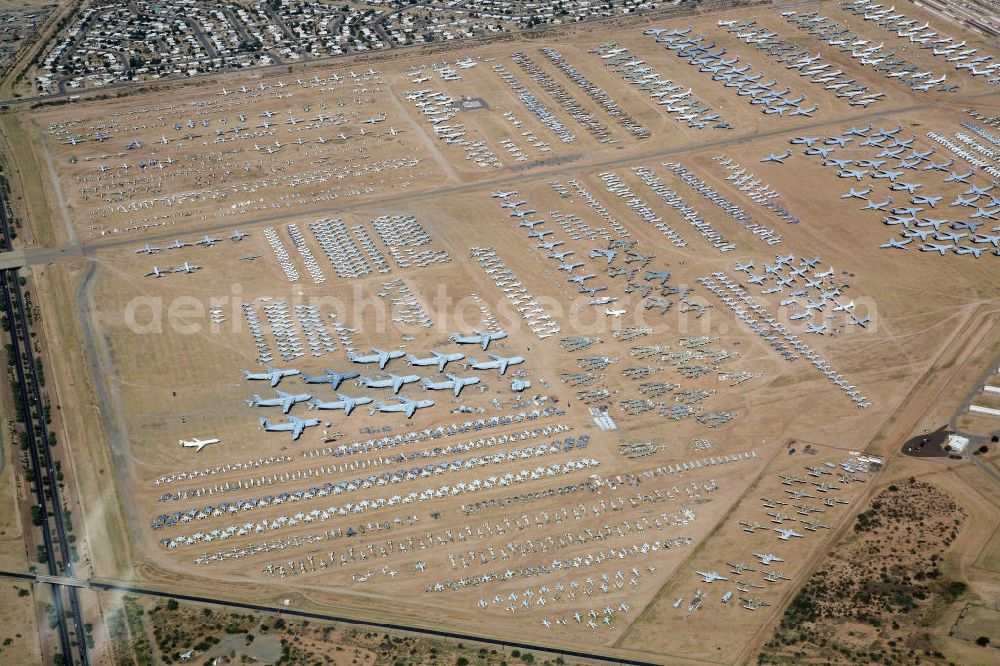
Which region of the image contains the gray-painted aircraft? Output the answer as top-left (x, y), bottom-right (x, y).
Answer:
top-left (421, 373), bottom-right (481, 397)
top-left (919, 242), bottom-right (953, 254)
top-left (247, 390), bottom-right (312, 414)
top-left (589, 248), bottom-right (617, 263)
top-left (841, 186), bottom-right (872, 199)
top-left (449, 330), bottom-right (508, 350)
top-left (369, 396), bottom-right (435, 419)
top-left (300, 370), bottom-right (359, 389)
top-left (242, 367), bottom-right (300, 387)
top-left (911, 194), bottom-right (942, 207)
top-left (259, 415), bottom-right (319, 440)
top-left (358, 373), bottom-right (420, 394)
top-left (407, 350), bottom-right (464, 372)
top-left (348, 348), bottom-right (405, 369)
top-left (467, 354), bottom-right (524, 375)
top-left (761, 150), bottom-right (792, 163)
top-left (307, 393), bottom-right (373, 415)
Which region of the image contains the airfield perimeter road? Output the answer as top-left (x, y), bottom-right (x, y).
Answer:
top-left (0, 199), bottom-right (89, 665)
top-left (8, 88), bottom-right (1000, 268)
top-left (0, 569), bottom-right (669, 666)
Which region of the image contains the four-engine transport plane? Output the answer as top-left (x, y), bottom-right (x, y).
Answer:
top-left (348, 348), bottom-right (406, 369)
top-left (259, 415), bottom-right (320, 440)
top-left (242, 367), bottom-right (300, 387)
top-left (407, 350), bottom-right (465, 372)
top-left (358, 373), bottom-right (421, 394)
top-left (307, 393), bottom-right (373, 415)
top-left (421, 373), bottom-right (481, 397)
top-left (466, 354), bottom-right (525, 375)
top-left (300, 370), bottom-right (360, 389)
top-left (450, 330), bottom-right (508, 350)
top-left (247, 390), bottom-right (312, 414)
top-left (369, 396), bottom-right (435, 418)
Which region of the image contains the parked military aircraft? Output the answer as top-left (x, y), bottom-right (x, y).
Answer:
top-left (242, 367), bottom-right (300, 387)
top-left (466, 354), bottom-right (524, 375)
top-left (421, 373), bottom-right (481, 397)
top-left (369, 396), bottom-right (435, 418)
top-left (247, 390), bottom-right (312, 414)
top-left (307, 393), bottom-right (373, 415)
top-left (301, 370), bottom-right (359, 389)
top-left (450, 330), bottom-right (508, 350)
top-left (358, 373), bottom-right (420, 394)
top-left (407, 350), bottom-right (465, 372)
top-left (348, 348), bottom-right (405, 370)
top-left (259, 415), bottom-right (320, 440)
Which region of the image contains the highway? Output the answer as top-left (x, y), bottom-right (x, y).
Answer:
top-left (0, 197), bottom-right (88, 665)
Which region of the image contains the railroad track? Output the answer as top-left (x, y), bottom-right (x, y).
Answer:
top-left (0, 195), bottom-right (88, 666)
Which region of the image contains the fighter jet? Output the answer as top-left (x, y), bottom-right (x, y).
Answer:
top-left (358, 373), bottom-right (420, 394)
top-left (421, 373), bottom-right (481, 397)
top-left (247, 390), bottom-right (312, 414)
top-left (307, 393), bottom-right (373, 415)
top-left (135, 243), bottom-right (161, 255)
top-left (774, 528), bottom-right (804, 540)
top-left (369, 396), bottom-right (434, 419)
top-left (230, 230), bottom-right (249, 241)
top-left (259, 415), bottom-right (320, 441)
top-left (467, 354), bottom-right (524, 375)
top-left (407, 350), bottom-right (464, 372)
top-left (242, 367), bottom-right (300, 387)
top-left (450, 330), bottom-right (507, 350)
top-left (348, 348), bottom-right (405, 370)
top-left (144, 266), bottom-right (170, 278)
top-left (300, 370), bottom-right (359, 389)
top-left (167, 239), bottom-right (192, 250)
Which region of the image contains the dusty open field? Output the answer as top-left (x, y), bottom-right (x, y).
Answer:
top-left (4, 1), bottom-right (1000, 664)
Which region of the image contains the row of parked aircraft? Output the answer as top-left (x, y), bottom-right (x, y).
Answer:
top-left (764, 125), bottom-right (1000, 258)
top-left (646, 27), bottom-right (819, 117)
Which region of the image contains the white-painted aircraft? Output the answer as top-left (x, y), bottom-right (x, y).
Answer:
top-left (179, 437), bottom-right (219, 452)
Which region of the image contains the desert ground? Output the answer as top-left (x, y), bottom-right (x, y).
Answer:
top-left (1, 0), bottom-right (999, 664)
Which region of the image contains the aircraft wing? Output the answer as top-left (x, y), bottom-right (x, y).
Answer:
top-left (269, 373), bottom-right (281, 387)
top-left (292, 421), bottom-right (305, 440)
